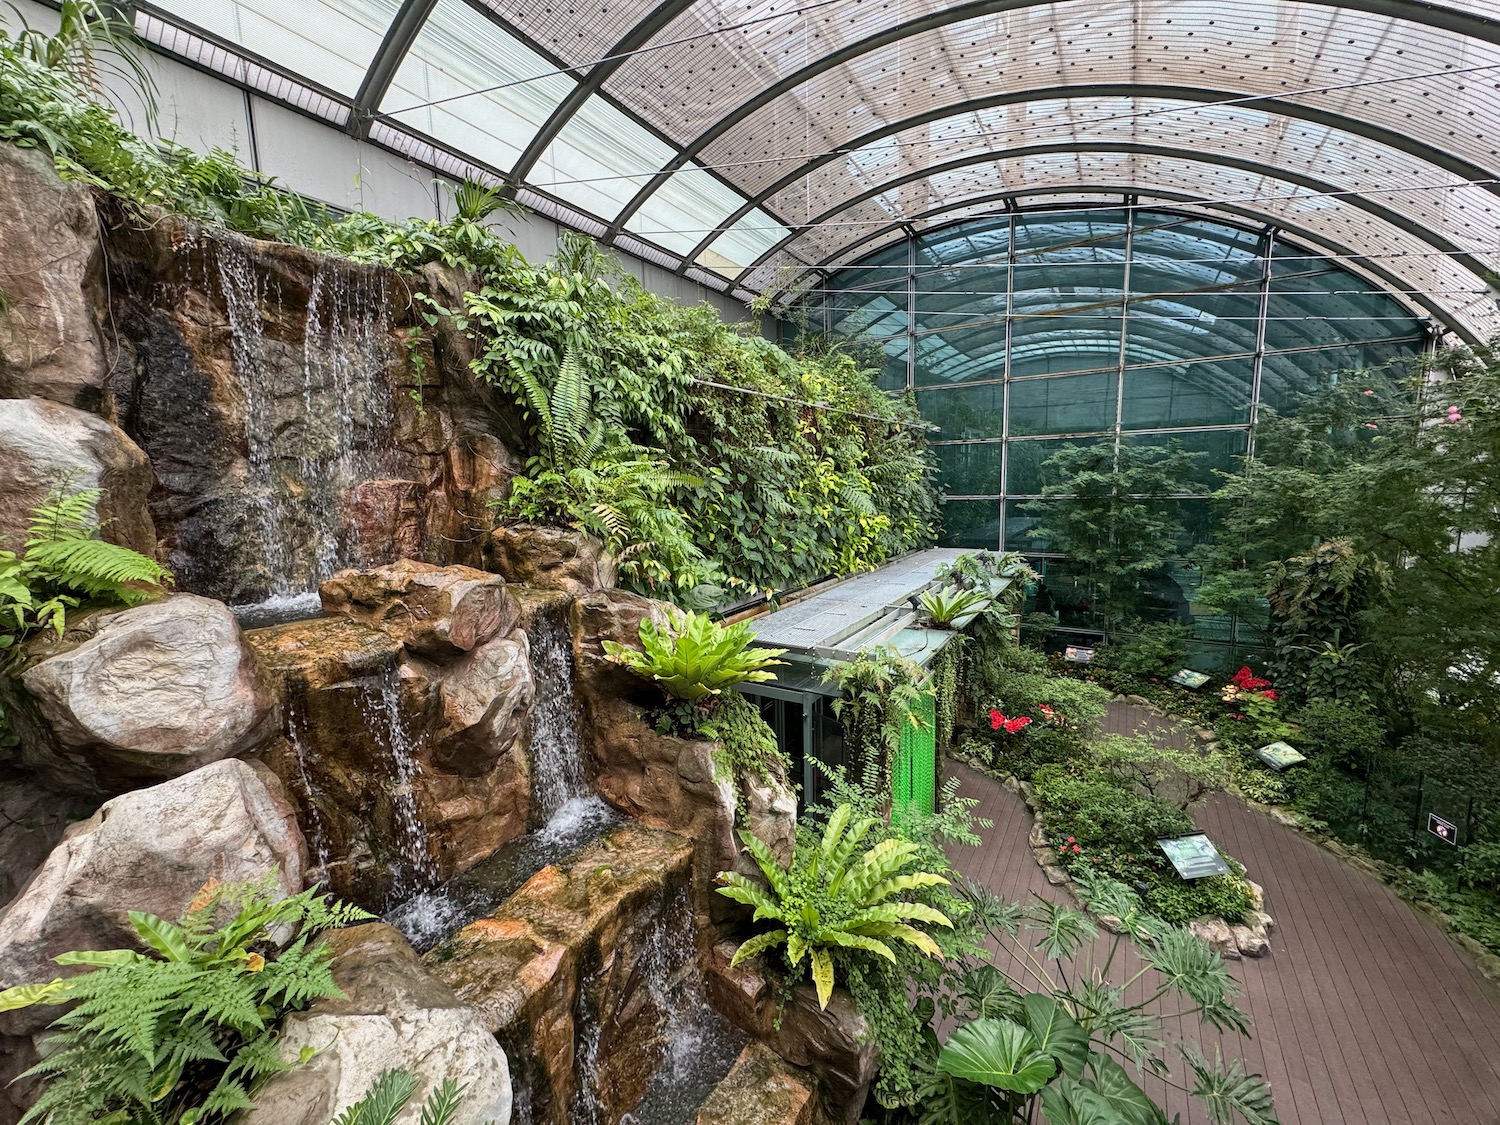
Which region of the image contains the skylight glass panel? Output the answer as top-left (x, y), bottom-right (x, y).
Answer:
top-left (156, 0), bottom-right (397, 95)
top-left (531, 98), bottom-right (677, 223)
top-left (699, 210), bottom-right (792, 277)
top-left (382, 0), bottom-right (571, 175)
top-left (627, 167), bottom-right (746, 258)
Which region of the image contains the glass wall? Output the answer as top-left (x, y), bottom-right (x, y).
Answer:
top-left (792, 206), bottom-right (1429, 653)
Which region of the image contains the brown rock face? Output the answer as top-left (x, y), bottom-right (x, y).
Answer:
top-left (99, 215), bottom-right (518, 603)
top-left (247, 615), bottom-right (531, 907)
top-left (0, 146), bottom-right (108, 411)
top-left (243, 923), bottom-right (512, 1125)
top-left (12, 594), bottom-right (275, 795)
top-left (426, 824), bottom-right (694, 1125)
top-left (0, 759), bottom-right (305, 1038)
top-left (696, 1043), bottom-right (816, 1125)
top-left (319, 559), bottom-right (519, 659)
top-left (490, 524), bottom-right (617, 596)
top-left (705, 943), bottom-right (879, 1125)
top-left (0, 397), bottom-right (155, 558)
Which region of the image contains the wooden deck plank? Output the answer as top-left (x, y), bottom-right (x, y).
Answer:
top-left (944, 747), bottom-right (1500, 1125)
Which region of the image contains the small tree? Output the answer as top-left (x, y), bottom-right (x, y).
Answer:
top-left (1024, 442), bottom-right (1205, 638)
top-left (1089, 731), bottom-right (1234, 811)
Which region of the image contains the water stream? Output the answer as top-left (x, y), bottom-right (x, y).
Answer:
top-left (214, 241), bottom-right (399, 618)
top-left (527, 610), bottom-right (591, 820)
top-left (369, 671), bottom-right (438, 906)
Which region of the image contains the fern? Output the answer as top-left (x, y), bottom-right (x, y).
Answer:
top-left (2, 877), bottom-right (371, 1125)
top-left (0, 487), bottom-right (172, 643)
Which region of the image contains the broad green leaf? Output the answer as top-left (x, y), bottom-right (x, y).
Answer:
top-left (0, 979), bottom-right (72, 1012)
top-left (53, 949), bottom-right (142, 969)
top-left (810, 947), bottom-right (835, 1010)
top-left (937, 1017), bottom-right (1056, 1094)
top-left (1087, 1053), bottom-right (1164, 1125)
top-left (1023, 994), bottom-right (1091, 1080)
top-left (1041, 1076), bottom-right (1135, 1125)
top-left (129, 912), bottom-right (194, 962)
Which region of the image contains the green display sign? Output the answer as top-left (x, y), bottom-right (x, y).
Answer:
top-left (1159, 833), bottom-right (1232, 880)
top-left (1168, 669), bottom-right (1210, 689)
top-left (1255, 741), bottom-right (1307, 771)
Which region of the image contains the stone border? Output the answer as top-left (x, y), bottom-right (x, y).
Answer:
top-left (1110, 693), bottom-right (1500, 984)
top-left (950, 747), bottom-right (1275, 960)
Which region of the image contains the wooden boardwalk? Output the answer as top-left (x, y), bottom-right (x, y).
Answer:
top-left (945, 729), bottom-right (1500, 1123)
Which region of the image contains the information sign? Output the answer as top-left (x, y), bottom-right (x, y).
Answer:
top-left (1064, 646), bottom-right (1095, 664)
top-left (1255, 741), bottom-right (1307, 771)
top-left (1159, 833), bottom-right (1232, 880)
top-left (1428, 812), bottom-right (1459, 845)
top-left (1168, 669), bottom-right (1210, 689)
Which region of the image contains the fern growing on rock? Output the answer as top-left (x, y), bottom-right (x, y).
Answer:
top-left (0, 876), bottom-right (369, 1125)
top-left (717, 803), bottom-right (953, 1009)
top-left (1, 487), bottom-right (171, 642)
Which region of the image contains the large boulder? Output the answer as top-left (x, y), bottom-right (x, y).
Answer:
top-left (0, 146), bottom-right (108, 410)
top-left (247, 618), bottom-right (532, 906)
top-left (243, 923), bottom-right (510, 1125)
top-left (0, 766), bottom-right (93, 910)
top-left (696, 1043), bottom-right (815, 1125)
top-left (426, 825), bottom-right (693, 1125)
top-left (569, 588), bottom-right (673, 711)
top-left (0, 397), bottom-right (155, 557)
top-left (319, 561), bottom-right (519, 660)
top-left (705, 942), bottom-right (879, 1125)
top-left (0, 759), bottom-right (305, 1036)
top-left (490, 524), bottom-right (616, 596)
top-left (15, 594), bottom-right (275, 794)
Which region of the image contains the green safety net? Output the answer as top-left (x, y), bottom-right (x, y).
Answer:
top-left (892, 690), bottom-right (937, 826)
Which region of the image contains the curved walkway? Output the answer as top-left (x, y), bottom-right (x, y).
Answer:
top-left (946, 757), bottom-right (1500, 1123)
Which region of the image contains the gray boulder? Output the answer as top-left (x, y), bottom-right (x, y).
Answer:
top-left (18, 594), bottom-right (276, 794)
top-left (0, 397), bottom-right (155, 557)
top-left (0, 145), bottom-right (107, 409)
top-left (244, 923), bottom-right (510, 1125)
top-left (0, 759), bottom-right (305, 1036)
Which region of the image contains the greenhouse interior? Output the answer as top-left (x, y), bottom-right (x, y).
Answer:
top-left (2, 0), bottom-right (1500, 1122)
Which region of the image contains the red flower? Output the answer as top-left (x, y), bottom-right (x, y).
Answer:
top-left (1261, 689), bottom-right (1278, 701)
top-left (989, 709), bottom-right (1003, 730)
top-left (1071, 844), bottom-right (1082, 854)
top-left (1004, 716), bottom-right (1032, 734)
top-left (1067, 836), bottom-right (1076, 844)
top-left (1230, 665), bottom-right (1271, 692)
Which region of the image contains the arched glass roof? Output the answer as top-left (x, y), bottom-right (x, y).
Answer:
top-left (136, 0), bottom-right (1500, 339)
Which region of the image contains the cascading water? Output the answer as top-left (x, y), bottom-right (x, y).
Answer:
top-left (283, 695), bottom-right (331, 880)
top-left (527, 610), bottom-right (592, 820)
top-left (385, 611), bottom-right (620, 950)
top-left (214, 241), bottom-right (399, 621)
top-left (366, 670), bottom-right (438, 907)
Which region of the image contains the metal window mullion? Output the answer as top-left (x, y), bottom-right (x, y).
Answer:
top-left (906, 231), bottom-right (918, 391)
top-left (999, 211), bottom-right (1015, 552)
top-left (1246, 226), bottom-right (1276, 463)
top-left (1113, 200), bottom-right (1133, 463)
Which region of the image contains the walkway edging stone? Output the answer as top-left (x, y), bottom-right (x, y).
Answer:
top-left (950, 747), bottom-right (1275, 960)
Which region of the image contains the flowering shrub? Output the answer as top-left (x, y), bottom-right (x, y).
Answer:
top-left (989, 709), bottom-right (1033, 735)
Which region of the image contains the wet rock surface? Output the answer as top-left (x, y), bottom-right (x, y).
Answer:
top-left (490, 524), bottom-right (616, 596)
top-left (426, 823), bottom-right (694, 1125)
top-left (319, 560), bottom-right (519, 659)
top-left (695, 1042), bottom-right (816, 1125)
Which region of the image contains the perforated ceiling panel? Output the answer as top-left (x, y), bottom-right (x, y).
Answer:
top-left (137, 0), bottom-right (1500, 338)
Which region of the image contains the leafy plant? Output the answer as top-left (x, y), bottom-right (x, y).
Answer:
top-left (1089, 731), bottom-right (1234, 812)
top-left (603, 609), bottom-right (785, 705)
top-left (1, 488), bottom-right (172, 643)
top-left (918, 875), bottom-right (1277, 1125)
top-left (717, 804), bottom-right (954, 1008)
top-left (825, 647), bottom-right (932, 787)
top-left (334, 1069), bottom-right (483, 1125)
top-left (918, 585), bottom-right (990, 629)
top-left (0, 877), bottom-right (370, 1125)
top-left (5, 0), bottom-right (156, 119)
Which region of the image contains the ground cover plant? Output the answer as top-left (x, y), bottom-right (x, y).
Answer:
top-left (0, 877), bottom-right (369, 1125)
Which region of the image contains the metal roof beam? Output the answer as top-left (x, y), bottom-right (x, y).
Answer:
top-left (348, 0), bottom-right (438, 139)
top-left (774, 186), bottom-right (1476, 344)
top-left (603, 0), bottom-right (1500, 242)
top-left (669, 83), bottom-right (1500, 275)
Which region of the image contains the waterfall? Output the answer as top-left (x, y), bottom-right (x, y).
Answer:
top-left (214, 241), bottom-right (398, 615)
top-left (283, 695), bottom-right (332, 880)
top-left (527, 611), bottom-right (592, 822)
top-left (366, 670), bottom-right (438, 906)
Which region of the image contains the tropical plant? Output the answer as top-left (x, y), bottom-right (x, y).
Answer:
top-left (918, 585), bottom-right (990, 629)
top-left (919, 875), bottom-right (1277, 1125)
top-left (1089, 731), bottom-right (1235, 812)
top-left (5, 0), bottom-right (156, 118)
top-left (825, 647), bottom-right (932, 785)
top-left (603, 609), bottom-right (786, 707)
top-left (334, 1069), bottom-right (483, 1125)
top-left (1, 488), bottom-right (171, 642)
top-left (717, 804), bottom-right (954, 1009)
top-left (0, 877), bottom-right (370, 1125)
